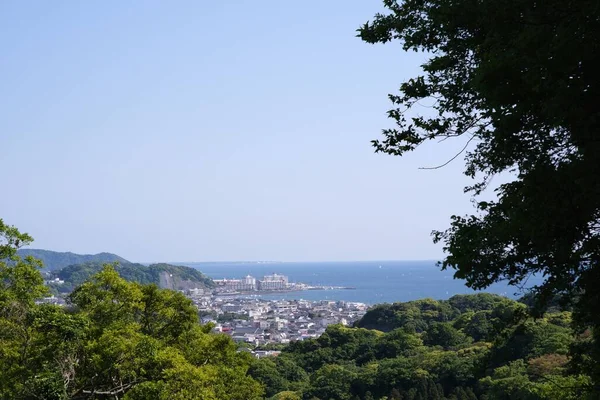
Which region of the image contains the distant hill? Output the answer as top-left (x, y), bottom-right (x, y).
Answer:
top-left (53, 261), bottom-right (215, 293)
top-left (17, 249), bottom-right (130, 271)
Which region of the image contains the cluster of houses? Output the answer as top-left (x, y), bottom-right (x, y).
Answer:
top-left (189, 292), bottom-right (368, 353)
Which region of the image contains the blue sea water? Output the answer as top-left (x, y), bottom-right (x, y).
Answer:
top-left (174, 260), bottom-right (542, 305)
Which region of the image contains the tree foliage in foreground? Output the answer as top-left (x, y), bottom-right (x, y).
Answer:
top-left (358, 0), bottom-right (600, 386)
top-left (0, 220), bottom-right (262, 400)
top-left (251, 296), bottom-right (591, 400)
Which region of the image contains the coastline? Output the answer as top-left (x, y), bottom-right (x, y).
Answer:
top-left (214, 285), bottom-right (356, 297)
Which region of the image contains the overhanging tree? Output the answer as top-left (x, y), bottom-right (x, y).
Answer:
top-left (359, 0), bottom-right (600, 384)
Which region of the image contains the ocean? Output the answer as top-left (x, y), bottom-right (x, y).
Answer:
top-left (174, 260), bottom-right (542, 305)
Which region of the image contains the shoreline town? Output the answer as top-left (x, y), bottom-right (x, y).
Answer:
top-left (190, 273), bottom-right (367, 357)
top-left (38, 272), bottom-right (367, 358)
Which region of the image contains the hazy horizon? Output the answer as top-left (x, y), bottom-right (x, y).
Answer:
top-left (20, 247), bottom-right (441, 264)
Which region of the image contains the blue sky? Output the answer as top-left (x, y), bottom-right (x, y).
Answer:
top-left (1, 1), bottom-right (476, 262)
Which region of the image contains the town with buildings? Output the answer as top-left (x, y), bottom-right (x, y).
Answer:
top-left (213, 272), bottom-right (294, 292)
top-left (187, 273), bottom-right (367, 356)
top-left (190, 293), bottom-right (368, 357)
top-left (212, 272), bottom-right (354, 294)
top-left (38, 272), bottom-right (367, 357)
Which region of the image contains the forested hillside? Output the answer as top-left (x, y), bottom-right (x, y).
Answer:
top-left (249, 295), bottom-right (592, 400)
top-left (52, 261), bottom-right (215, 293)
top-left (1, 223), bottom-right (261, 399)
top-left (17, 249), bottom-right (130, 271)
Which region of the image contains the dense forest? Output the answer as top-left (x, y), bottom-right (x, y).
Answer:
top-left (50, 261), bottom-right (215, 293)
top-left (248, 295), bottom-right (591, 399)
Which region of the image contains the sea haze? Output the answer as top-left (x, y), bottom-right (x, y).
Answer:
top-left (174, 261), bottom-right (543, 305)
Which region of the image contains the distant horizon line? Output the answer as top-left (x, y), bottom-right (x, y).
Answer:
top-left (149, 259), bottom-right (442, 265)
top-left (17, 249), bottom-right (442, 265)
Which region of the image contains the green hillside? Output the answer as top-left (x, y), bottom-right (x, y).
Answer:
top-left (53, 261), bottom-right (215, 293)
top-left (1, 254), bottom-right (261, 399)
top-left (249, 294), bottom-right (590, 400)
top-left (17, 248), bottom-right (130, 270)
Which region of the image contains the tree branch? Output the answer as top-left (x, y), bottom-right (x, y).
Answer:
top-left (419, 135), bottom-right (476, 170)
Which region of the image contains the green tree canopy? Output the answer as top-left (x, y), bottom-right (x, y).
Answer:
top-left (0, 220), bottom-right (263, 399)
top-left (359, 0), bottom-right (600, 386)
top-left (423, 323), bottom-right (470, 350)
